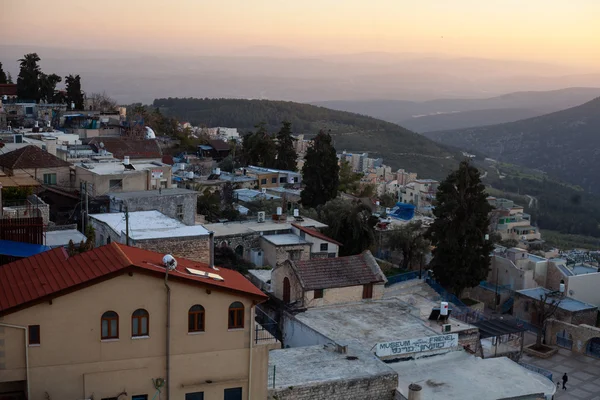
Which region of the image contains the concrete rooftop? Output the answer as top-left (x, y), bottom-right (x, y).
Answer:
top-left (89, 210), bottom-right (209, 240)
top-left (262, 234), bottom-right (309, 246)
top-left (204, 216), bottom-right (327, 237)
top-left (517, 287), bottom-right (597, 312)
top-left (45, 229), bottom-right (86, 248)
top-left (108, 188), bottom-right (197, 199)
top-left (391, 350), bottom-right (555, 400)
top-left (268, 345), bottom-right (396, 389)
top-left (294, 299), bottom-right (437, 351)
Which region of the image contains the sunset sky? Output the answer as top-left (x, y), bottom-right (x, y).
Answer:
top-left (3, 0), bottom-right (599, 68)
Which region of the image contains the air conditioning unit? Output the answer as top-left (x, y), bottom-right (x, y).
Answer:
top-left (257, 211), bottom-right (266, 223)
top-left (442, 324), bottom-right (452, 333)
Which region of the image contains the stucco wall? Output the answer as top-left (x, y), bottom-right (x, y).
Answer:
top-left (0, 270), bottom-right (269, 400)
top-left (8, 166), bottom-right (72, 189)
top-left (76, 166), bottom-right (172, 197)
top-left (489, 256), bottom-right (537, 290)
top-left (545, 262), bottom-right (567, 293)
top-left (282, 312), bottom-right (333, 348)
top-left (110, 192), bottom-right (198, 226)
top-left (565, 273), bottom-right (600, 308)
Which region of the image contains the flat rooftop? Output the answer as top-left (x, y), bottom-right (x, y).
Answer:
top-left (89, 210), bottom-right (209, 240)
top-left (76, 162), bottom-right (165, 175)
top-left (261, 234), bottom-right (309, 246)
top-left (572, 264), bottom-right (599, 275)
top-left (269, 345), bottom-right (396, 389)
top-left (294, 299), bottom-right (438, 351)
top-left (108, 188), bottom-right (197, 199)
top-left (204, 216), bottom-right (327, 237)
top-left (391, 350), bottom-right (555, 400)
top-left (517, 287), bottom-right (597, 312)
top-left (45, 229), bottom-right (86, 248)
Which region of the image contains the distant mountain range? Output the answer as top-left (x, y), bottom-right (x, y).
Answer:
top-left (313, 87), bottom-right (600, 132)
top-left (2, 45), bottom-right (600, 104)
top-left (424, 96), bottom-right (600, 193)
top-left (153, 98), bottom-right (459, 180)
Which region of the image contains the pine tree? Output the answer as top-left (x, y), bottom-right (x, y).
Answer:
top-left (39, 73), bottom-right (62, 103)
top-left (65, 74), bottom-right (85, 110)
top-left (17, 53), bottom-right (42, 102)
top-left (274, 121), bottom-right (298, 171)
top-left (301, 130), bottom-right (340, 208)
top-left (0, 62), bottom-right (7, 84)
top-left (425, 161), bottom-right (493, 296)
top-left (242, 122), bottom-right (276, 167)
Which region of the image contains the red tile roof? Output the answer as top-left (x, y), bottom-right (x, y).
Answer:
top-left (289, 251), bottom-right (385, 290)
top-left (0, 145), bottom-right (71, 170)
top-left (0, 242), bottom-right (265, 316)
top-left (0, 84), bottom-right (17, 96)
top-left (88, 137), bottom-right (162, 159)
top-left (291, 223), bottom-right (343, 246)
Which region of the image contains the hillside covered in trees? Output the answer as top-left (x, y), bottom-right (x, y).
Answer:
top-left (153, 98), bottom-right (460, 180)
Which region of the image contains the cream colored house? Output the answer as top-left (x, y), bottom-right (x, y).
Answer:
top-left (0, 145), bottom-right (73, 188)
top-left (271, 250), bottom-right (386, 308)
top-left (0, 243), bottom-right (278, 400)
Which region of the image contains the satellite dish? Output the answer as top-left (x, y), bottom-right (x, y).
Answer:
top-left (162, 254), bottom-right (177, 270)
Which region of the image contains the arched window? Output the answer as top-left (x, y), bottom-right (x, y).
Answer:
top-left (228, 302), bottom-right (244, 329)
top-left (188, 305), bottom-right (205, 333)
top-left (101, 311), bottom-right (119, 340)
top-left (283, 277), bottom-right (291, 303)
top-left (132, 309), bottom-right (149, 337)
top-left (235, 245), bottom-right (244, 257)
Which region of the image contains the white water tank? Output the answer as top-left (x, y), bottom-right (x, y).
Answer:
top-left (440, 301), bottom-right (449, 316)
top-left (186, 171), bottom-right (194, 179)
top-left (124, 156), bottom-right (130, 165)
top-left (214, 167), bottom-right (221, 175)
top-left (559, 283), bottom-right (565, 294)
top-left (276, 207), bottom-right (282, 216)
top-left (293, 209), bottom-right (299, 217)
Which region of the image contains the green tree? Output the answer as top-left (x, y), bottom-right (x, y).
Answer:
top-left (65, 74), bottom-right (84, 110)
top-left (274, 121), bottom-right (298, 171)
top-left (6, 72), bottom-right (13, 84)
top-left (0, 62), bottom-right (7, 84)
top-left (242, 122), bottom-right (276, 167)
top-left (301, 130), bottom-right (339, 208)
top-left (425, 161), bottom-right (493, 296)
top-left (388, 221), bottom-right (430, 270)
top-left (379, 193), bottom-right (397, 208)
top-left (338, 160), bottom-right (363, 195)
top-left (17, 53), bottom-right (42, 102)
top-left (39, 73), bottom-right (62, 103)
top-left (320, 198), bottom-right (376, 256)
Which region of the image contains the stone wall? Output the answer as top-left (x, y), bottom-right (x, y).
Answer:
top-left (267, 373), bottom-right (398, 400)
top-left (215, 233), bottom-right (260, 262)
top-left (463, 286), bottom-right (511, 310)
top-left (546, 319), bottom-right (600, 356)
top-left (261, 238), bottom-right (311, 268)
top-left (513, 293), bottom-right (597, 326)
top-left (110, 191), bottom-right (198, 226)
top-left (272, 262), bottom-right (303, 305)
top-left (134, 236), bottom-right (211, 264)
top-left (545, 262), bottom-right (566, 292)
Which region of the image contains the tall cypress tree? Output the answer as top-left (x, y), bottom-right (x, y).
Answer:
top-left (301, 130), bottom-right (339, 208)
top-left (425, 160), bottom-right (493, 296)
top-left (17, 53), bottom-right (42, 102)
top-left (0, 62), bottom-right (7, 84)
top-left (274, 121), bottom-right (298, 171)
top-left (65, 74), bottom-right (85, 110)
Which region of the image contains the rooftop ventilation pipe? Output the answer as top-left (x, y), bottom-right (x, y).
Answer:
top-left (408, 383), bottom-right (422, 400)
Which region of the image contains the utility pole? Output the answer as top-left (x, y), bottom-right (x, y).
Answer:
top-left (125, 203), bottom-right (130, 246)
top-left (84, 181), bottom-right (89, 232)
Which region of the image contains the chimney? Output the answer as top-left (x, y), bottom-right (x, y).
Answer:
top-left (408, 383), bottom-right (422, 400)
top-left (209, 231), bottom-right (215, 269)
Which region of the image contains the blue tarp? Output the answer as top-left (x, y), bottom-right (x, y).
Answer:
top-left (389, 202), bottom-right (416, 221)
top-left (0, 240), bottom-right (51, 258)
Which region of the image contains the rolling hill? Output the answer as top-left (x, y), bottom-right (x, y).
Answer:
top-left (153, 98), bottom-right (459, 179)
top-left (313, 87), bottom-right (600, 132)
top-left (425, 96), bottom-right (600, 193)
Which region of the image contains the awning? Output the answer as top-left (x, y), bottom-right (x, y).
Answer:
top-left (472, 318), bottom-right (529, 339)
top-left (0, 240), bottom-right (51, 258)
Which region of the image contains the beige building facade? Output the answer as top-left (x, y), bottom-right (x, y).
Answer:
top-left (0, 244), bottom-right (277, 400)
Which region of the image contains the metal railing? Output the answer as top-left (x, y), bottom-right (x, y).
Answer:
top-left (385, 270), bottom-right (420, 286)
top-left (479, 280), bottom-right (512, 292)
top-left (254, 306), bottom-right (279, 344)
top-left (425, 278), bottom-right (469, 311)
top-left (518, 362), bottom-right (553, 382)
